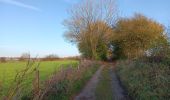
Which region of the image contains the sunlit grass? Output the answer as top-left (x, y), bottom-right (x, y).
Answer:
top-left (0, 60), bottom-right (78, 97)
top-left (95, 66), bottom-right (113, 100)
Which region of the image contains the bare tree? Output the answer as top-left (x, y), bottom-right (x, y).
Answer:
top-left (167, 25), bottom-right (170, 37)
top-left (64, 0), bottom-right (118, 59)
top-left (0, 57), bottom-right (6, 63)
top-left (42, 54), bottom-right (59, 61)
top-left (19, 53), bottom-right (30, 61)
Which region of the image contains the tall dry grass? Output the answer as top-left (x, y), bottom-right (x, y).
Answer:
top-left (36, 60), bottom-right (99, 100)
top-left (3, 58), bottom-right (40, 100)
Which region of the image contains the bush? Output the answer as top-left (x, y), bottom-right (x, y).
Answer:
top-left (116, 60), bottom-right (169, 100)
top-left (19, 53), bottom-right (30, 61)
top-left (41, 54), bottom-right (59, 61)
top-left (0, 57), bottom-right (6, 63)
top-left (39, 61), bottom-right (99, 100)
top-left (148, 45), bottom-right (170, 64)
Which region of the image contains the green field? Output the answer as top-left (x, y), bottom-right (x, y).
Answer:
top-left (0, 60), bottom-right (78, 97)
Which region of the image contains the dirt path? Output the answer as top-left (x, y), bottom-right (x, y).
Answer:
top-left (74, 65), bottom-right (104, 100)
top-left (109, 66), bottom-right (130, 100)
top-left (74, 63), bottom-right (130, 100)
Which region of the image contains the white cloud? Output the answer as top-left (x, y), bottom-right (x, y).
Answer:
top-left (0, 0), bottom-right (41, 12)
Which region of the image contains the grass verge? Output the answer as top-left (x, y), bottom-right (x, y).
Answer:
top-left (116, 60), bottom-right (169, 100)
top-left (95, 66), bottom-right (113, 100)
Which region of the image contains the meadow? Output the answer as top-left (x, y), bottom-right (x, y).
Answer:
top-left (0, 60), bottom-right (78, 97)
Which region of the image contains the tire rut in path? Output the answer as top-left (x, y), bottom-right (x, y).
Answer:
top-left (74, 65), bottom-right (104, 100)
top-left (110, 67), bottom-right (130, 100)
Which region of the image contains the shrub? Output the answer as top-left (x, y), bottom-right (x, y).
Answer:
top-left (4, 59), bottom-right (38, 100)
top-left (19, 53), bottom-right (30, 61)
top-left (42, 54), bottom-right (59, 61)
top-left (37, 61), bottom-right (99, 100)
top-left (111, 14), bottom-right (167, 59)
top-left (0, 57), bottom-right (6, 63)
top-left (148, 44), bottom-right (170, 64)
top-left (116, 60), bottom-right (169, 100)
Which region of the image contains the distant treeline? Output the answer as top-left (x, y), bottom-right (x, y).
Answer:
top-left (0, 56), bottom-right (80, 62)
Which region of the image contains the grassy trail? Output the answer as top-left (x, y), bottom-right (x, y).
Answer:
top-left (75, 63), bottom-right (130, 100)
top-left (74, 65), bottom-right (104, 100)
top-left (95, 66), bottom-right (114, 100)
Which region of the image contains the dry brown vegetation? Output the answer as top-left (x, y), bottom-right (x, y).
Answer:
top-left (4, 59), bottom-right (39, 100)
top-left (112, 14), bottom-right (167, 59)
top-left (35, 60), bottom-right (99, 100)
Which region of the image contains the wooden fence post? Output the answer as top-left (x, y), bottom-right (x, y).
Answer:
top-left (33, 68), bottom-right (40, 99)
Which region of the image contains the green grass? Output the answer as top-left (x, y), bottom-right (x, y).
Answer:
top-left (0, 60), bottom-right (78, 97)
top-left (95, 67), bottom-right (114, 100)
top-left (116, 60), bottom-right (169, 100)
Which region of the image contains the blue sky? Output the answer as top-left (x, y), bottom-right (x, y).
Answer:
top-left (0, 0), bottom-right (169, 57)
